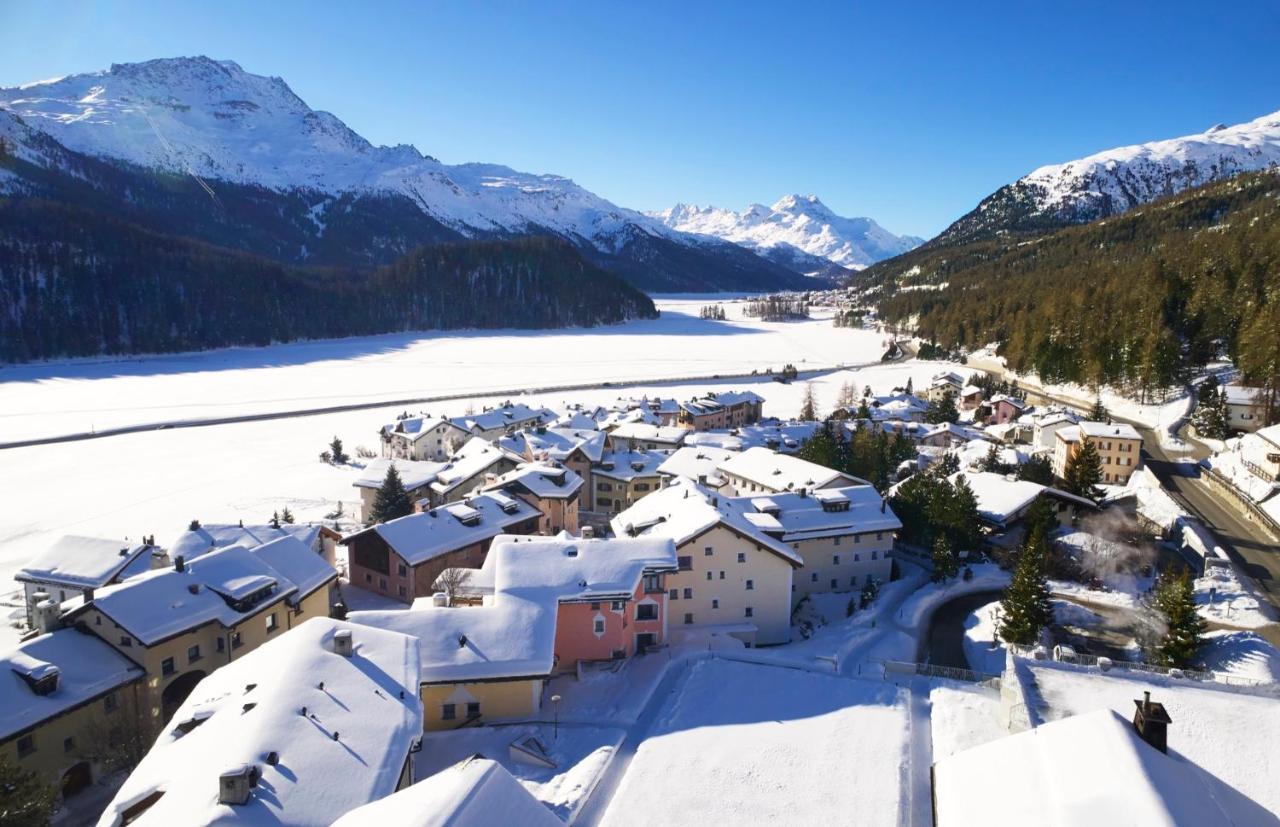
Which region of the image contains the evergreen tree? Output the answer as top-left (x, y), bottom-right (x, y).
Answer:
top-left (797, 422), bottom-right (840, 470)
top-left (1017, 454), bottom-right (1054, 485)
top-left (930, 534), bottom-right (959, 583)
top-left (932, 452), bottom-right (960, 477)
top-left (1063, 439), bottom-right (1104, 500)
top-left (369, 464), bottom-right (413, 524)
top-left (998, 529), bottom-right (1054, 645)
top-left (0, 752), bottom-right (56, 826)
top-left (799, 383), bottom-right (818, 421)
top-left (979, 443), bottom-right (1006, 473)
top-left (1149, 568), bottom-right (1207, 668)
top-left (924, 389), bottom-right (959, 424)
top-left (949, 474), bottom-right (982, 552)
top-left (1089, 398), bottom-right (1109, 422)
top-left (855, 398), bottom-right (873, 420)
top-left (905, 377), bottom-right (914, 396)
top-left (281, 506), bottom-right (295, 524)
top-left (329, 436), bottom-right (350, 465)
top-left (1191, 375), bottom-right (1231, 439)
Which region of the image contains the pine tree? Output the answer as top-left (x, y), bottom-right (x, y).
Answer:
top-left (369, 464), bottom-right (413, 524)
top-left (930, 534), bottom-right (959, 583)
top-left (329, 436), bottom-right (349, 465)
top-left (949, 474), bottom-right (982, 552)
top-left (924, 390), bottom-right (959, 424)
top-left (281, 506), bottom-right (295, 524)
top-left (1017, 454), bottom-right (1054, 485)
top-left (1149, 568), bottom-right (1207, 668)
top-left (1089, 398), bottom-right (1109, 422)
top-left (905, 377), bottom-right (914, 395)
top-left (998, 530), bottom-right (1054, 645)
top-left (979, 443), bottom-right (1005, 473)
top-left (1191, 375), bottom-right (1231, 439)
top-left (0, 752), bottom-right (56, 825)
top-left (797, 422), bottom-right (839, 469)
top-left (1064, 439), bottom-right (1103, 500)
top-left (799, 383), bottom-right (818, 421)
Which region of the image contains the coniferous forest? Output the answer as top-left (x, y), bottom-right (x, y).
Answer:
top-left (867, 171), bottom-right (1280, 407)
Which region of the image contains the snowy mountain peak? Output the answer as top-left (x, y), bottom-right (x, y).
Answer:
top-left (652, 195), bottom-right (922, 270)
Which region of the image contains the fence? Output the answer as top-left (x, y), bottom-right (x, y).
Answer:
top-left (1009, 644), bottom-right (1280, 697)
top-left (881, 659), bottom-right (1000, 688)
top-left (1200, 466), bottom-right (1280, 540)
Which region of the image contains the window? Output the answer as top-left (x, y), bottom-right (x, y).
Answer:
top-left (16, 735), bottom-right (34, 758)
top-left (745, 579), bottom-right (754, 591)
top-left (704, 546), bottom-right (714, 556)
top-left (678, 556), bottom-right (692, 571)
top-left (706, 571), bottom-right (712, 581)
top-left (669, 588), bottom-right (679, 600)
top-left (187, 645), bottom-right (201, 664)
top-left (378, 577), bottom-right (388, 590)
top-left (643, 574), bottom-right (663, 593)
top-left (744, 607), bottom-right (753, 618)
top-left (266, 613), bottom-right (279, 633)
top-left (120, 635), bottom-right (133, 648)
top-left (63, 736), bottom-right (75, 753)
top-left (683, 613), bottom-right (694, 625)
top-left (591, 602), bottom-right (601, 610)
top-left (611, 600), bottom-right (624, 611)
top-left (737, 552), bottom-right (746, 563)
top-left (719, 570), bottom-right (725, 580)
top-left (712, 599), bottom-right (719, 609)
top-left (850, 575), bottom-right (858, 586)
top-left (467, 702), bottom-right (481, 718)
top-left (216, 637), bottom-right (226, 653)
top-left (104, 693), bottom-right (119, 714)
top-left (683, 588), bottom-right (693, 599)
top-left (871, 551), bottom-right (878, 560)
top-left (593, 618), bottom-right (605, 634)
top-left (365, 573), bottom-right (372, 583)
top-left (636, 604), bottom-right (657, 621)
top-left (854, 554), bottom-right (861, 562)
top-left (398, 585), bottom-right (408, 597)
top-left (442, 703), bottom-right (456, 720)
top-left (834, 536), bottom-right (841, 546)
top-left (811, 572), bottom-right (819, 582)
top-left (231, 632), bottom-right (244, 649)
top-left (597, 482), bottom-right (613, 492)
top-left (635, 483), bottom-right (650, 492)
top-left (161, 657), bottom-right (176, 676)
top-left (831, 579), bottom-right (838, 589)
top-left (876, 532), bottom-right (883, 541)
top-left (397, 563), bottom-right (408, 577)
top-left (833, 555), bottom-right (840, 565)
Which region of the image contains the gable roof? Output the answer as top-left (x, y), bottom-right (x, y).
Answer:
top-left (449, 404), bottom-right (555, 435)
top-left (657, 446), bottom-right (737, 486)
top-left (744, 485), bottom-right (902, 542)
top-left (344, 492), bottom-right (540, 567)
top-left (608, 422), bottom-right (690, 445)
top-left (17, 535), bottom-right (154, 590)
top-left (167, 522), bottom-right (323, 564)
top-left (498, 427), bottom-right (606, 463)
top-left (353, 458), bottom-right (448, 491)
top-left (99, 619), bottom-right (422, 827)
top-left (429, 437), bottom-right (520, 497)
top-left (593, 449), bottom-right (667, 482)
top-left (718, 446), bottom-right (869, 491)
top-left (483, 462), bottom-right (584, 500)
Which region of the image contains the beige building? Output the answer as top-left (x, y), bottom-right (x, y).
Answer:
top-left (382, 415), bottom-right (469, 461)
top-left (66, 536), bottom-right (336, 729)
top-left (591, 450), bottom-right (666, 516)
top-left (717, 446), bottom-right (869, 497)
top-left (482, 462), bottom-right (583, 535)
top-left (499, 427), bottom-right (606, 510)
top-left (1223, 384), bottom-right (1275, 433)
top-left (353, 457), bottom-right (446, 522)
top-left (612, 479), bottom-right (803, 645)
top-left (1053, 421), bottom-right (1143, 485)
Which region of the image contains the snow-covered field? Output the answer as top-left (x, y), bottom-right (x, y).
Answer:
top-left (0, 301), bottom-right (970, 593)
top-left (599, 658), bottom-right (909, 826)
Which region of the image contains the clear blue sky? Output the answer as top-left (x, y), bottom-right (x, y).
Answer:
top-left (2, 2), bottom-right (1278, 237)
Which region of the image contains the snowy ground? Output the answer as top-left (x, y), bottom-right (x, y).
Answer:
top-left (929, 681), bottom-right (1004, 761)
top-left (0, 298), bottom-right (904, 443)
top-left (1195, 564), bottom-right (1276, 629)
top-left (598, 658), bottom-right (909, 827)
top-left (412, 723), bottom-right (623, 822)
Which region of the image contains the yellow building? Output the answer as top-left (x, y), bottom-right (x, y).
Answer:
top-left (1052, 421), bottom-right (1143, 485)
top-left (591, 450), bottom-right (666, 516)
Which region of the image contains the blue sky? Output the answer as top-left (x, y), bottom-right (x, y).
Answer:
top-left (1, 2), bottom-right (1278, 237)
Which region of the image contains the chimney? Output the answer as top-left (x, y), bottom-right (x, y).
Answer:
top-left (218, 765), bottom-right (258, 805)
top-left (333, 629), bottom-right (353, 657)
top-left (1132, 691), bottom-right (1172, 754)
top-left (174, 555), bottom-right (186, 573)
top-left (34, 599), bottom-right (61, 636)
top-left (431, 592), bottom-right (449, 607)
top-left (581, 526), bottom-right (596, 539)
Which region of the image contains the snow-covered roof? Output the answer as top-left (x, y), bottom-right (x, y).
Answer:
top-left (593, 449), bottom-right (667, 481)
top-left (429, 437), bottom-right (519, 496)
top-left (959, 384), bottom-right (983, 397)
top-left (345, 492), bottom-right (540, 567)
top-left (923, 422), bottom-right (987, 443)
top-left (78, 537), bottom-right (336, 646)
top-left (0, 628), bottom-right (143, 740)
top-left (553, 410), bottom-right (600, 431)
top-left (483, 462), bottom-right (583, 500)
top-left (387, 415), bottom-right (451, 442)
top-left (718, 446), bottom-right (869, 491)
top-left (350, 535), bottom-right (676, 682)
top-left (353, 458), bottom-right (447, 491)
top-left (680, 397), bottom-right (725, 416)
top-left (1035, 410), bottom-right (1080, 428)
top-left (610, 478), bottom-right (803, 567)
top-left (608, 422), bottom-right (690, 445)
top-left (331, 757), bottom-right (561, 827)
top-left (947, 471), bottom-right (1090, 527)
top-left (449, 404), bottom-right (555, 434)
top-left (931, 372), bottom-right (965, 387)
top-left (499, 427), bottom-right (607, 463)
top-left (1058, 421), bottom-right (1143, 443)
top-left (167, 522), bottom-right (323, 563)
top-left (934, 710), bottom-right (1244, 827)
top-left (16, 535), bottom-right (154, 589)
top-left (1222, 384), bottom-right (1265, 406)
top-left (746, 485), bottom-right (902, 541)
top-left (657, 446), bottom-right (737, 486)
top-left (599, 406), bottom-right (661, 429)
top-left (98, 619), bottom-right (422, 827)
top-left (716, 390), bottom-right (765, 407)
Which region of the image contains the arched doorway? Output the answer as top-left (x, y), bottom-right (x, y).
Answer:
top-left (61, 761), bottom-right (92, 798)
top-left (160, 670), bottom-right (207, 723)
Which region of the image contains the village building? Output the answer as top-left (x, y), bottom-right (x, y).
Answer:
top-left (657, 445), bottom-right (737, 489)
top-left (958, 384), bottom-right (984, 411)
top-left (598, 406), bottom-right (662, 430)
top-left (951, 471), bottom-right (1095, 530)
top-left (1, 627), bottom-right (146, 799)
top-left (167, 520), bottom-right (341, 568)
top-left (332, 756), bottom-right (562, 827)
top-left (447, 403), bottom-right (557, 442)
top-left (350, 534), bottom-right (677, 729)
top-left (677, 397), bottom-right (729, 431)
top-left (717, 446), bottom-right (869, 497)
top-left (926, 372), bottom-right (965, 402)
top-left (590, 449), bottom-right (666, 516)
top-left (97, 618), bottom-right (423, 827)
top-left (607, 421), bottom-right (690, 451)
top-left (1052, 421), bottom-right (1144, 485)
top-left (1032, 410), bottom-right (1081, 452)
top-left (419, 436), bottom-right (521, 508)
top-left (1222, 384), bottom-right (1273, 432)
top-left (381, 415), bottom-right (468, 461)
top-left (870, 392), bottom-right (930, 423)
top-left (342, 492), bottom-right (540, 604)
top-left (353, 457), bottom-right (446, 522)
top-left (1238, 424), bottom-right (1280, 482)
top-left (482, 462), bottom-right (583, 535)
top-left (611, 479), bottom-right (803, 645)
top-left (684, 421), bottom-right (819, 454)
top-left (499, 427), bottom-right (606, 510)
top-left (988, 393), bottom-right (1029, 425)
top-left (918, 422), bottom-right (987, 449)
top-left (15, 535), bottom-right (160, 627)
top-left (65, 536), bottom-right (337, 727)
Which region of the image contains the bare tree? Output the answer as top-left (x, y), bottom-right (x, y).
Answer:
top-left (75, 699), bottom-right (155, 778)
top-left (433, 567), bottom-right (473, 604)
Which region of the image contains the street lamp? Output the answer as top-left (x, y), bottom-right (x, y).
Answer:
top-left (550, 694), bottom-right (562, 740)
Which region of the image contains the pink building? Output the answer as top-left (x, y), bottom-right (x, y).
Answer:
top-left (988, 394), bottom-right (1028, 425)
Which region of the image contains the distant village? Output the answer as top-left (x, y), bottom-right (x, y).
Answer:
top-left (4, 369), bottom-right (1279, 825)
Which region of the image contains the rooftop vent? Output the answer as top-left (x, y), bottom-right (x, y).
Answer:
top-left (333, 629), bottom-right (353, 658)
top-left (565, 546), bottom-right (579, 557)
top-left (1132, 691), bottom-right (1173, 754)
top-left (431, 592), bottom-right (449, 608)
top-left (457, 634), bottom-right (468, 648)
top-left (218, 764), bottom-right (259, 806)
top-left (581, 526), bottom-right (595, 539)
top-left (174, 555), bottom-right (186, 573)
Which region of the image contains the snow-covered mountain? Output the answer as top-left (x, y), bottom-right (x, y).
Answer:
top-left (0, 57), bottom-right (814, 291)
top-left (937, 108), bottom-right (1280, 244)
top-left (651, 194), bottom-right (923, 271)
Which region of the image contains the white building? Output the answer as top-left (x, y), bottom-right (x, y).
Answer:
top-left (15, 536), bottom-right (159, 627)
top-left (717, 446), bottom-right (869, 497)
